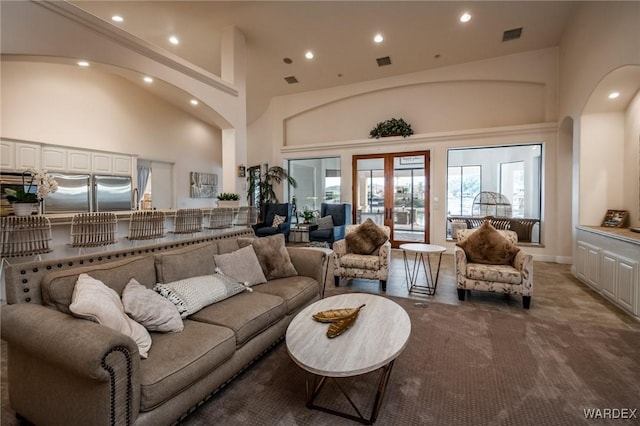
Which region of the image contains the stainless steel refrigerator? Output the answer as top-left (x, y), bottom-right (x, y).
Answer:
top-left (93, 175), bottom-right (133, 212)
top-left (44, 173), bottom-right (91, 213)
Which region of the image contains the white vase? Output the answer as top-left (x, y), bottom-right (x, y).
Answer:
top-left (217, 200), bottom-right (240, 208)
top-left (12, 203), bottom-right (37, 216)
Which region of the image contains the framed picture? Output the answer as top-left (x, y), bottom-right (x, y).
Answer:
top-left (238, 165), bottom-right (246, 177)
top-left (190, 172), bottom-right (218, 198)
top-left (601, 209), bottom-right (628, 228)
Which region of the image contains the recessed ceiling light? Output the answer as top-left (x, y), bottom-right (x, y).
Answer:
top-left (374, 34), bottom-right (384, 43)
top-left (143, 76), bottom-right (153, 83)
top-left (460, 12), bottom-right (472, 23)
top-left (111, 15), bottom-right (123, 23)
top-left (77, 60), bottom-right (90, 67)
top-left (190, 99), bottom-right (199, 106)
top-left (283, 57), bottom-right (293, 64)
top-left (608, 92), bottom-right (620, 99)
top-left (169, 36), bottom-right (179, 45)
top-left (305, 51), bottom-right (314, 59)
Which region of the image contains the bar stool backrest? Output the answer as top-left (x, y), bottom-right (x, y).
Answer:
top-left (173, 208), bottom-right (203, 234)
top-left (208, 207), bottom-right (234, 229)
top-left (1, 215), bottom-right (53, 258)
top-left (70, 212), bottom-right (118, 248)
top-left (234, 206), bottom-right (258, 227)
top-left (129, 210), bottom-right (166, 240)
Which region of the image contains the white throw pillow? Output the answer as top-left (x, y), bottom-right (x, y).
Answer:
top-left (122, 278), bottom-right (183, 333)
top-left (70, 274), bottom-right (152, 358)
top-left (213, 245), bottom-right (267, 286)
top-left (154, 272), bottom-right (249, 318)
top-left (272, 214), bottom-right (286, 228)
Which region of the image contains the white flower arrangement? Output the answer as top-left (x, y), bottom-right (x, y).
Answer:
top-left (4, 169), bottom-right (59, 203)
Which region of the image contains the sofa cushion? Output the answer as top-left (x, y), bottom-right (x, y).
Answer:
top-left (154, 273), bottom-right (249, 318)
top-left (188, 291), bottom-right (286, 347)
top-left (456, 221), bottom-right (520, 265)
top-left (139, 320), bottom-right (235, 411)
top-left (339, 253), bottom-right (380, 270)
top-left (346, 219), bottom-right (388, 255)
top-left (213, 245), bottom-right (267, 285)
top-left (237, 234), bottom-right (298, 280)
top-left (154, 242), bottom-right (218, 284)
top-left (123, 278), bottom-right (184, 333)
top-left (252, 276), bottom-right (319, 314)
top-left (69, 274), bottom-right (152, 358)
top-left (466, 263), bottom-right (523, 285)
top-left (216, 238), bottom-right (240, 254)
top-left (42, 256), bottom-right (157, 314)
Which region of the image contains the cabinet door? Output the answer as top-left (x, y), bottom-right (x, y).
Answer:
top-left (600, 252), bottom-right (617, 299)
top-left (575, 243), bottom-right (588, 282)
top-left (1, 140), bottom-right (15, 170)
top-left (617, 258), bottom-right (637, 314)
top-left (42, 146), bottom-right (67, 171)
top-left (92, 153), bottom-right (113, 174)
top-left (112, 155), bottom-right (132, 175)
top-left (67, 150), bottom-right (91, 172)
top-left (16, 143), bottom-right (41, 170)
top-left (586, 246), bottom-right (600, 289)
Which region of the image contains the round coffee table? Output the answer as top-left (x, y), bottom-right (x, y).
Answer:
top-left (286, 293), bottom-right (411, 424)
top-left (400, 243), bottom-right (447, 295)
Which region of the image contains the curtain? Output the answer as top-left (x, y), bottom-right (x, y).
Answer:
top-left (137, 159), bottom-right (151, 209)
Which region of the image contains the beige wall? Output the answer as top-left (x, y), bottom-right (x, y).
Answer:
top-left (624, 93), bottom-right (640, 226)
top-left (1, 61), bottom-right (222, 210)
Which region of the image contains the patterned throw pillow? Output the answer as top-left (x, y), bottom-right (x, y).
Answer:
top-left (154, 273), bottom-right (249, 318)
top-left (272, 214), bottom-right (286, 228)
top-left (345, 218), bottom-right (388, 255)
top-left (456, 221), bottom-right (520, 265)
top-left (316, 215), bottom-right (334, 230)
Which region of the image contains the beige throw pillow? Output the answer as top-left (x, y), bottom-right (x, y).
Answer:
top-left (456, 221), bottom-right (520, 265)
top-left (122, 278), bottom-right (183, 332)
top-left (213, 245), bottom-right (267, 285)
top-left (70, 274), bottom-right (152, 358)
top-left (345, 219), bottom-right (388, 255)
top-left (316, 215), bottom-right (334, 230)
top-left (238, 234), bottom-right (298, 280)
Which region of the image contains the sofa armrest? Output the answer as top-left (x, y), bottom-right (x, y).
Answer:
top-left (287, 247), bottom-right (329, 289)
top-left (378, 241), bottom-right (391, 276)
top-left (454, 246), bottom-right (468, 282)
top-left (333, 239), bottom-right (347, 256)
top-left (1, 303), bottom-right (141, 425)
top-left (513, 250), bottom-right (534, 290)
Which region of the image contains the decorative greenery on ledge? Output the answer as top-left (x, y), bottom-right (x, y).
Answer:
top-left (217, 192), bottom-right (240, 201)
top-left (369, 118), bottom-right (414, 139)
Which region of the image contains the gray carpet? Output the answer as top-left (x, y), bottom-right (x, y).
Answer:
top-left (180, 297), bottom-right (640, 425)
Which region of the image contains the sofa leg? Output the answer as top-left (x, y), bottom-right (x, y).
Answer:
top-left (380, 280), bottom-right (387, 292)
top-left (457, 289), bottom-right (466, 301)
top-left (334, 276), bottom-right (340, 287)
top-left (523, 296), bottom-right (531, 309)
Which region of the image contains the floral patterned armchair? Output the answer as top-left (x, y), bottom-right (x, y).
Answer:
top-left (454, 228), bottom-right (533, 309)
top-left (332, 223), bottom-right (391, 291)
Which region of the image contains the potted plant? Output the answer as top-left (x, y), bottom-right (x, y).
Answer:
top-left (247, 166), bottom-right (297, 221)
top-left (369, 118), bottom-right (414, 138)
top-left (3, 169), bottom-right (58, 216)
top-left (298, 207), bottom-right (319, 224)
top-left (217, 192), bottom-right (240, 208)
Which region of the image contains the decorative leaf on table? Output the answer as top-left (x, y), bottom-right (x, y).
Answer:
top-left (326, 309), bottom-right (361, 338)
top-left (312, 304), bottom-right (366, 323)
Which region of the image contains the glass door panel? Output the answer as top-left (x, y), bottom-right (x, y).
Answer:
top-left (393, 155), bottom-right (426, 243)
top-left (355, 158), bottom-right (385, 225)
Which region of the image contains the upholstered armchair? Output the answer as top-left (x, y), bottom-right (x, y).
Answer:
top-left (454, 225), bottom-right (533, 309)
top-left (333, 220), bottom-right (391, 291)
top-left (309, 203), bottom-right (352, 244)
top-left (252, 202), bottom-right (292, 240)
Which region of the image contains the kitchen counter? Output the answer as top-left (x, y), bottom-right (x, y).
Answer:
top-left (43, 209), bottom-right (196, 225)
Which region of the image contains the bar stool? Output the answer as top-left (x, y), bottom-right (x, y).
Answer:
top-left (234, 206), bottom-right (258, 228)
top-left (128, 210), bottom-right (166, 245)
top-left (170, 208), bottom-right (203, 238)
top-left (207, 207), bottom-right (234, 231)
top-left (70, 212), bottom-right (118, 254)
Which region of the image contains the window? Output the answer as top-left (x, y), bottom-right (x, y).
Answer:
top-left (287, 157), bottom-right (341, 216)
top-left (447, 144), bottom-right (542, 244)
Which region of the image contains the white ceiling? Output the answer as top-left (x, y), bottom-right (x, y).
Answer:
top-left (68, 1), bottom-right (586, 124)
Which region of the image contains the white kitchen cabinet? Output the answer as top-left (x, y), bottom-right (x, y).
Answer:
top-left (1, 140), bottom-right (15, 170)
top-left (15, 142), bottom-right (41, 170)
top-left (616, 257), bottom-right (637, 314)
top-left (600, 252), bottom-right (618, 299)
top-left (112, 154), bottom-right (132, 175)
top-left (67, 150), bottom-right (92, 172)
top-left (42, 146), bottom-right (67, 171)
top-left (576, 241), bottom-right (600, 289)
top-left (92, 152), bottom-right (113, 174)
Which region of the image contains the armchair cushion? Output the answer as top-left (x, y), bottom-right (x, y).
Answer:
top-left (456, 221), bottom-right (519, 265)
top-left (466, 263), bottom-right (523, 285)
top-left (345, 218), bottom-right (388, 255)
top-left (317, 215), bottom-right (334, 229)
top-left (238, 234), bottom-right (298, 280)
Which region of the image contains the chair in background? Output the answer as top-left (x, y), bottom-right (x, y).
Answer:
top-left (70, 212), bottom-right (118, 254)
top-left (1, 216), bottom-right (53, 287)
top-left (170, 208), bottom-right (203, 238)
top-left (252, 202), bottom-right (291, 240)
top-left (207, 207), bottom-right (235, 231)
top-left (309, 203), bottom-right (352, 244)
top-left (234, 206), bottom-right (258, 228)
top-left (128, 210), bottom-right (166, 244)
top-left (333, 221), bottom-right (391, 291)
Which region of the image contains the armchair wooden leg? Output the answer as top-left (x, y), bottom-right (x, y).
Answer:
top-left (523, 296), bottom-right (531, 309)
top-left (380, 280), bottom-right (387, 292)
top-left (334, 276), bottom-right (340, 287)
top-left (457, 289), bottom-right (466, 301)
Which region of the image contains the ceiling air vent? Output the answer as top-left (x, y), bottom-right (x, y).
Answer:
top-left (284, 76), bottom-right (298, 84)
top-left (502, 27), bottom-right (523, 42)
top-left (376, 56), bottom-right (392, 67)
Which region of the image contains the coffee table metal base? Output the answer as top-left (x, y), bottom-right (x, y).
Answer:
top-left (305, 360), bottom-right (395, 425)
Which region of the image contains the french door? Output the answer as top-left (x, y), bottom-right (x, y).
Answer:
top-left (352, 151), bottom-right (430, 247)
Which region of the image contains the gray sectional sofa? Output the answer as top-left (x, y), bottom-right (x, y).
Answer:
top-left (1, 229), bottom-right (329, 426)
